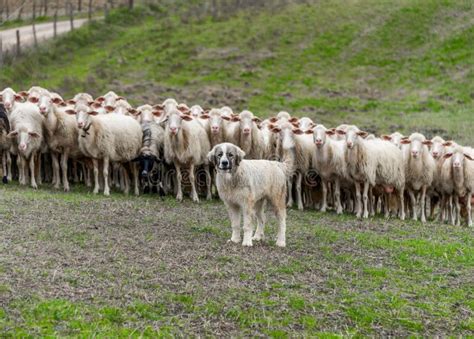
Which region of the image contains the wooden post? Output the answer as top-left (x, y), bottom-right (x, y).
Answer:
top-left (69, 2), bottom-right (74, 30)
top-left (33, 2), bottom-right (38, 47)
top-left (53, 11), bottom-right (57, 38)
top-left (128, 0), bottom-right (133, 10)
top-left (16, 29), bottom-right (20, 56)
top-left (104, 3), bottom-right (108, 18)
top-left (88, 0), bottom-right (92, 20)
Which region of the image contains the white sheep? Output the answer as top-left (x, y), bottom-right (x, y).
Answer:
top-left (70, 103), bottom-right (142, 196)
top-left (164, 109), bottom-right (212, 202)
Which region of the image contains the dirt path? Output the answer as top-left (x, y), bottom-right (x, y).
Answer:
top-left (0, 18), bottom-right (90, 52)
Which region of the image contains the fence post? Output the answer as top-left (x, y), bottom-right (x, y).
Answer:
top-left (33, 1), bottom-right (38, 47)
top-left (54, 11), bottom-right (57, 38)
top-left (88, 0), bottom-right (92, 20)
top-left (104, 3), bottom-right (108, 19)
top-left (16, 29), bottom-right (20, 56)
top-left (128, 0), bottom-right (133, 10)
top-left (69, 2), bottom-right (74, 31)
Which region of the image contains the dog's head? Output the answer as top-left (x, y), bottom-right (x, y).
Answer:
top-left (208, 143), bottom-right (245, 173)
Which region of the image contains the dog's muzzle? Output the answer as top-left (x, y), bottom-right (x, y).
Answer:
top-left (218, 159), bottom-right (231, 171)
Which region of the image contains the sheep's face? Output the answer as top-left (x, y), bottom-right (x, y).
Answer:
top-left (298, 118), bottom-right (314, 132)
top-left (430, 139), bottom-right (445, 159)
top-left (342, 127), bottom-right (367, 149)
top-left (74, 105), bottom-right (97, 129)
top-left (210, 113), bottom-right (223, 134)
top-left (239, 114), bottom-right (253, 136)
top-left (167, 112), bottom-right (192, 135)
top-left (313, 125), bottom-right (328, 147)
top-left (0, 88), bottom-right (21, 111)
top-left (38, 94), bottom-right (53, 115)
top-left (401, 136), bottom-right (432, 159)
top-left (9, 128), bottom-right (40, 153)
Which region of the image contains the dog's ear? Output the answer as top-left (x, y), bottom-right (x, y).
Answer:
top-left (207, 147), bottom-right (218, 167)
top-left (235, 147), bottom-right (246, 166)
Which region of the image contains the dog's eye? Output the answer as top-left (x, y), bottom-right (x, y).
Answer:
top-left (228, 153), bottom-right (234, 157)
top-left (217, 152), bottom-right (223, 157)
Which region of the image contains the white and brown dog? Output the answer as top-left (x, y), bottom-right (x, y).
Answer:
top-left (208, 143), bottom-right (290, 247)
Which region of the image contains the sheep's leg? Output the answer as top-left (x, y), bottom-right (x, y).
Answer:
top-left (132, 163), bottom-right (140, 196)
top-left (92, 159), bottom-right (100, 194)
top-left (51, 152), bottom-right (60, 189)
top-left (253, 199), bottom-right (266, 241)
top-left (17, 156), bottom-right (23, 184)
top-left (454, 194), bottom-right (461, 226)
top-left (439, 194), bottom-right (446, 222)
top-left (35, 153), bottom-right (42, 186)
top-left (6, 152), bottom-right (11, 181)
top-left (227, 203), bottom-right (241, 243)
top-left (335, 179), bottom-right (342, 215)
top-left (448, 195), bottom-right (455, 225)
top-left (189, 164), bottom-right (199, 203)
top-left (296, 172), bottom-right (303, 211)
top-left (103, 157), bottom-right (110, 196)
top-left (466, 192), bottom-right (473, 227)
top-left (362, 181), bottom-right (370, 219)
top-left (241, 203), bottom-right (255, 247)
top-left (321, 180), bottom-right (328, 212)
top-left (408, 190), bottom-right (417, 221)
top-left (274, 197), bottom-right (287, 248)
top-left (121, 165), bottom-right (130, 195)
top-left (175, 164), bottom-right (183, 202)
top-left (73, 161), bottom-right (79, 183)
top-left (61, 152), bottom-right (70, 192)
top-left (384, 193), bottom-right (390, 218)
top-left (1, 152), bottom-right (7, 183)
top-left (29, 154), bottom-right (37, 189)
top-left (398, 189), bottom-right (406, 220)
top-left (420, 185), bottom-right (427, 223)
top-left (369, 188), bottom-right (375, 217)
top-left (355, 182), bottom-right (362, 218)
top-left (286, 177), bottom-right (294, 208)
top-left (204, 164), bottom-right (212, 201)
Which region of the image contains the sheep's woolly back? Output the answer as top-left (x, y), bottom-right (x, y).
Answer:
top-left (164, 112), bottom-right (210, 167)
top-left (79, 114), bottom-right (142, 162)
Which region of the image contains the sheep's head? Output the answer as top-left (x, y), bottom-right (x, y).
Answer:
top-left (430, 136), bottom-right (446, 159)
top-left (0, 88), bottom-right (22, 111)
top-left (8, 128), bottom-right (40, 153)
top-left (70, 103), bottom-right (98, 129)
top-left (445, 146), bottom-right (474, 169)
top-left (338, 125), bottom-right (367, 149)
top-left (400, 133), bottom-right (432, 159)
top-left (167, 110), bottom-right (192, 135)
top-left (208, 109), bottom-right (223, 134)
top-left (312, 124), bottom-right (332, 147)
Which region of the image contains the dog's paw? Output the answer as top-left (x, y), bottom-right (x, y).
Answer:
top-left (252, 233), bottom-right (264, 241)
top-left (276, 239), bottom-right (286, 247)
top-left (242, 239), bottom-right (253, 247)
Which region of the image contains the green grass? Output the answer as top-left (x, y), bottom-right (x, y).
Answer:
top-left (2, 0), bottom-right (474, 142)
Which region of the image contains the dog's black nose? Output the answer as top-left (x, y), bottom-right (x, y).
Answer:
top-left (221, 160), bottom-right (229, 167)
top-left (141, 170), bottom-right (148, 178)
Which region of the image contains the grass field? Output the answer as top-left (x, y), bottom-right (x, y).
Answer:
top-left (0, 0), bottom-right (473, 336)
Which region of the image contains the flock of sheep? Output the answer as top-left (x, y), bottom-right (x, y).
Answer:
top-left (0, 86), bottom-right (473, 227)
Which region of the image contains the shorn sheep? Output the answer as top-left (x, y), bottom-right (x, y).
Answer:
top-left (69, 103), bottom-right (142, 196)
top-left (339, 125), bottom-right (405, 220)
top-left (164, 109), bottom-right (212, 202)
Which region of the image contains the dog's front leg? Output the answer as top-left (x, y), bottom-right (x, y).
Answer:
top-left (227, 204), bottom-right (241, 243)
top-left (242, 204), bottom-right (254, 247)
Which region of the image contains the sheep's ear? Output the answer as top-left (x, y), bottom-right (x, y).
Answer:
top-left (181, 114), bottom-right (193, 121)
top-left (271, 127), bottom-right (281, 133)
top-left (7, 130), bottom-right (18, 138)
top-left (128, 108), bottom-right (138, 115)
top-left (289, 117), bottom-right (298, 123)
top-left (117, 96), bottom-right (125, 101)
top-left (65, 109), bottom-right (76, 115)
top-left (0, 95), bottom-right (2, 102)
top-left (28, 131), bottom-right (40, 138)
top-left (306, 129), bottom-right (315, 135)
top-left (91, 102), bottom-right (102, 109)
top-left (443, 141), bottom-right (452, 147)
top-left (66, 99), bottom-right (76, 105)
top-left (400, 139), bottom-right (411, 144)
top-left (200, 114), bottom-right (210, 119)
top-left (51, 97), bottom-right (62, 105)
top-left (401, 136), bottom-right (409, 140)
top-left (18, 91), bottom-right (28, 98)
top-left (14, 94), bottom-right (23, 102)
top-left (381, 135), bottom-right (392, 141)
top-left (293, 129), bottom-right (303, 135)
top-left (325, 130), bottom-right (335, 135)
top-left (464, 153), bottom-right (474, 161)
top-left (357, 131), bottom-right (369, 138)
top-left (105, 105), bottom-right (115, 113)
top-left (252, 117), bottom-right (262, 123)
top-left (291, 123), bottom-right (299, 128)
top-left (336, 130), bottom-right (346, 135)
top-left (443, 152), bottom-right (452, 159)
top-left (153, 104), bottom-right (164, 109)
top-left (231, 116), bottom-right (240, 122)
top-left (152, 110), bottom-right (163, 117)
top-left (221, 115), bottom-right (231, 121)
top-left (88, 111), bottom-right (99, 116)
top-left (422, 140), bottom-right (433, 146)
top-left (269, 117), bottom-right (278, 123)
top-left (96, 96), bottom-right (105, 103)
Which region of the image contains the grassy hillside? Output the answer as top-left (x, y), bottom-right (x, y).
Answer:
top-left (2, 0), bottom-right (474, 142)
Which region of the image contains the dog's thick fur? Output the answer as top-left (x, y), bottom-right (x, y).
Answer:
top-left (208, 143), bottom-right (290, 247)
